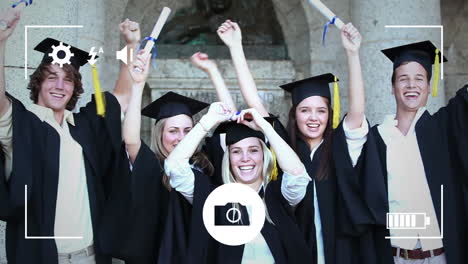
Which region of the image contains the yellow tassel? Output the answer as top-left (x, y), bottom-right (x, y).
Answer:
top-left (432, 48), bottom-right (440, 97)
top-left (269, 145), bottom-right (278, 181)
top-left (332, 75), bottom-right (340, 129)
top-left (91, 64), bottom-right (106, 117)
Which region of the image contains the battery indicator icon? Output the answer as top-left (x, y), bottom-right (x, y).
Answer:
top-left (386, 213), bottom-right (431, 230)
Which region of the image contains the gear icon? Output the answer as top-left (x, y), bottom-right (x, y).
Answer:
top-left (48, 42), bottom-right (74, 68)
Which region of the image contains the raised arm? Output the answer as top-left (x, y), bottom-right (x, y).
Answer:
top-left (342, 23), bottom-right (365, 129)
top-left (123, 51), bottom-right (151, 162)
top-left (0, 9), bottom-right (21, 118)
top-left (237, 108), bottom-right (305, 176)
top-left (217, 20), bottom-right (269, 117)
top-left (166, 102), bottom-right (233, 163)
top-left (237, 108), bottom-right (309, 206)
top-left (190, 52), bottom-right (237, 112)
top-left (112, 19), bottom-right (141, 114)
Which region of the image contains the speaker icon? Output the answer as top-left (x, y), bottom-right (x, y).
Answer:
top-left (116, 46), bottom-right (133, 65)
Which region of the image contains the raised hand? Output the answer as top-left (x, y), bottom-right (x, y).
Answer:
top-left (217, 20), bottom-right (242, 49)
top-left (128, 50), bottom-right (151, 84)
top-left (190, 52), bottom-right (217, 73)
top-left (206, 102), bottom-right (233, 125)
top-left (0, 9), bottom-right (21, 43)
top-left (235, 108), bottom-right (269, 132)
top-left (341, 23), bottom-right (362, 54)
top-left (119, 18), bottom-right (141, 46)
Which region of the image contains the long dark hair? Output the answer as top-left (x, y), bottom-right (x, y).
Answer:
top-left (286, 99), bottom-right (334, 181)
top-left (28, 62), bottom-right (84, 110)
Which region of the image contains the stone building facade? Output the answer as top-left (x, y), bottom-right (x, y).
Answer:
top-left (0, 0), bottom-right (466, 262)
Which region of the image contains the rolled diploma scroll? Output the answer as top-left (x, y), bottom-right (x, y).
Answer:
top-left (133, 7), bottom-right (171, 72)
top-left (0, 1), bottom-right (29, 30)
top-left (307, 0), bottom-right (359, 43)
top-left (307, 0), bottom-right (345, 29)
top-left (143, 7), bottom-right (171, 55)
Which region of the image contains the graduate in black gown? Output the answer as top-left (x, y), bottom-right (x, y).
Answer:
top-left (342, 41), bottom-right (468, 264)
top-left (99, 48), bottom-right (216, 263)
top-left (0, 9), bottom-right (139, 264)
top-left (164, 102), bottom-right (315, 263)
top-left (216, 19), bottom-right (368, 263)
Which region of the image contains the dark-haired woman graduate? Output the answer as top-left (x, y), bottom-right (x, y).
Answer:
top-left (215, 20), bottom-right (368, 264)
top-left (165, 103), bottom-right (315, 264)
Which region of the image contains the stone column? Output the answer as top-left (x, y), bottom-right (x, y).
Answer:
top-left (351, 0), bottom-right (445, 124)
top-left (74, 0), bottom-right (107, 108)
top-left (442, 0), bottom-right (468, 99)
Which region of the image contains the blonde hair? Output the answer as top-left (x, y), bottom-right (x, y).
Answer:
top-left (221, 139), bottom-right (275, 224)
top-left (151, 117), bottom-right (214, 190)
top-left (151, 118), bottom-right (170, 160)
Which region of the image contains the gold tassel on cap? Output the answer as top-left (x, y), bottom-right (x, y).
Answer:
top-left (332, 75), bottom-right (340, 129)
top-left (91, 64), bottom-right (106, 117)
top-left (269, 145), bottom-right (278, 181)
top-left (432, 48), bottom-right (440, 97)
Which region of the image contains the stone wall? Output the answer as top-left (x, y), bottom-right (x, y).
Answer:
top-left (442, 0), bottom-right (468, 98)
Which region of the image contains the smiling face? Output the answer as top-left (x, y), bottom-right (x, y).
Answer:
top-left (229, 137), bottom-right (264, 186)
top-left (161, 114), bottom-right (194, 154)
top-left (36, 64), bottom-right (75, 113)
top-left (392, 61), bottom-right (430, 112)
top-left (295, 96), bottom-right (329, 142)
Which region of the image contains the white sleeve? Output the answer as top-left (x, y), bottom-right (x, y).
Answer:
top-left (164, 158), bottom-right (195, 204)
top-left (0, 103), bottom-right (13, 180)
top-left (281, 168), bottom-right (311, 207)
top-left (343, 115), bottom-right (369, 167)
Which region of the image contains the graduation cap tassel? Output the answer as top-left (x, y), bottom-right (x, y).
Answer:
top-left (432, 48), bottom-right (440, 98)
top-left (269, 146), bottom-right (278, 181)
top-left (91, 65), bottom-right (106, 117)
top-left (332, 75), bottom-right (340, 129)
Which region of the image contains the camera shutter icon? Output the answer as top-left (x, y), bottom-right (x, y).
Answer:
top-left (226, 208), bottom-right (242, 224)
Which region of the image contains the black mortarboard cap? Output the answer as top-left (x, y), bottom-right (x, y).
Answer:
top-left (381, 40), bottom-right (447, 80)
top-left (34, 38), bottom-right (94, 71)
top-left (215, 117), bottom-right (278, 145)
top-left (142, 92), bottom-right (209, 123)
top-left (216, 122), bottom-right (264, 146)
top-left (280, 73), bottom-right (338, 106)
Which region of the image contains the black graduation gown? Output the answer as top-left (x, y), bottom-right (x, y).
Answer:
top-left (99, 141), bottom-right (196, 264)
top-left (0, 145), bottom-right (11, 220)
top-left (345, 86), bottom-right (468, 264)
top-left (269, 117), bottom-right (360, 264)
top-left (2, 92), bottom-right (123, 264)
top-left (296, 136), bottom-right (364, 264)
top-left (186, 169), bottom-right (314, 264)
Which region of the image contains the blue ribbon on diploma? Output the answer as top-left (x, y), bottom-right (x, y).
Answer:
top-left (12, 0), bottom-right (33, 8)
top-left (137, 36), bottom-right (158, 70)
top-left (322, 16), bottom-right (337, 46)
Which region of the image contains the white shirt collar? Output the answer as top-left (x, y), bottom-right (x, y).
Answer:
top-left (380, 107), bottom-right (426, 136)
top-left (28, 104), bottom-right (75, 127)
